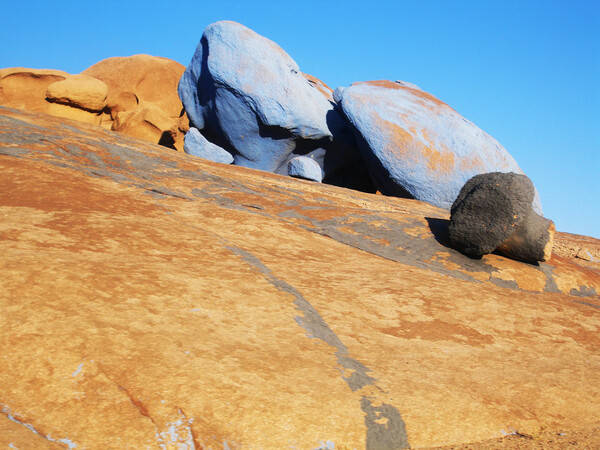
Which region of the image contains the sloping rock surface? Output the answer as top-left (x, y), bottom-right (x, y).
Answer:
top-left (334, 80), bottom-right (543, 213)
top-left (0, 107), bottom-right (599, 449)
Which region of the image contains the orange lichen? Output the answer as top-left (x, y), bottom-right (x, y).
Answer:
top-left (381, 319), bottom-right (494, 347)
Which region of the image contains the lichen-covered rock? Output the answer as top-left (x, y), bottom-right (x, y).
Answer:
top-left (178, 21), bottom-right (372, 190)
top-left (287, 156), bottom-right (323, 182)
top-left (334, 80), bottom-right (542, 213)
top-left (45, 75), bottom-right (108, 112)
top-left (449, 172), bottom-right (553, 262)
top-left (184, 127), bottom-right (233, 164)
top-left (82, 54), bottom-right (185, 118)
top-left (0, 58), bottom-right (188, 150)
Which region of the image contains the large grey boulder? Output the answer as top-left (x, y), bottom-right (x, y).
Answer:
top-left (334, 80), bottom-right (543, 213)
top-left (448, 172), bottom-right (553, 263)
top-left (177, 21), bottom-right (372, 191)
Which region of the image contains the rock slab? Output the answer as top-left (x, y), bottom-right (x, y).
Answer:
top-left (1, 107), bottom-right (599, 449)
top-left (334, 80), bottom-right (543, 213)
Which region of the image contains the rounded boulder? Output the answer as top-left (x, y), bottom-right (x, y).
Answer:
top-left (46, 75), bottom-right (108, 112)
top-left (449, 172), bottom-right (553, 262)
top-left (334, 80), bottom-right (543, 213)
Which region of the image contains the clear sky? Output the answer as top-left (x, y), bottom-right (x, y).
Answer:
top-left (2, 0), bottom-right (599, 238)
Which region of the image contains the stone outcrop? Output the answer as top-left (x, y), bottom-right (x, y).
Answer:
top-left (334, 80), bottom-right (543, 213)
top-left (0, 56), bottom-right (189, 151)
top-left (1, 106), bottom-right (599, 449)
top-left (81, 54), bottom-right (188, 150)
top-left (449, 172), bottom-right (554, 262)
top-left (178, 21), bottom-right (372, 191)
top-left (184, 126), bottom-right (234, 164)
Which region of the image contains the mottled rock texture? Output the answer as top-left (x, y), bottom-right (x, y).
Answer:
top-left (334, 80), bottom-right (543, 213)
top-left (449, 172), bottom-right (554, 262)
top-left (1, 107), bottom-right (598, 449)
top-left (0, 55), bottom-right (189, 150)
top-left (178, 21), bottom-right (371, 190)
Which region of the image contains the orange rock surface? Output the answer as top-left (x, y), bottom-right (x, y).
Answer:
top-left (82, 54), bottom-right (188, 150)
top-left (0, 55), bottom-right (188, 151)
top-left (0, 107), bottom-right (598, 449)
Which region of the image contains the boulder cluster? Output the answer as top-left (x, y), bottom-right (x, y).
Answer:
top-left (0, 55), bottom-right (189, 150)
top-left (178, 20), bottom-right (542, 216)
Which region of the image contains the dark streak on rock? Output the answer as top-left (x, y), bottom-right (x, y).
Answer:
top-left (538, 263), bottom-right (560, 293)
top-left (362, 397), bottom-right (410, 449)
top-left (225, 244), bottom-right (409, 448)
top-left (573, 299), bottom-right (600, 310)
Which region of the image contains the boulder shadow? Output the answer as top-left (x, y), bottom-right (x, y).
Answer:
top-left (425, 216), bottom-right (483, 260)
top-left (425, 217), bottom-right (451, 247)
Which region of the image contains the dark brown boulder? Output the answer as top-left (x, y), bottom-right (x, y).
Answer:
top-left (449, 172), bottom-right (554, 262)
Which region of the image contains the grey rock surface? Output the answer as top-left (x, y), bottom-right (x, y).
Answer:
top-left (183, 127), bottom-right (234, 164)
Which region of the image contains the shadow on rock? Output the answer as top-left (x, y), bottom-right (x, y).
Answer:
top-left (426, 217), bottom-right (485, 260)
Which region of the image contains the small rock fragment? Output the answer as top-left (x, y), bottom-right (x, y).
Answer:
top-left (287, 156), bottom-right (323, 182)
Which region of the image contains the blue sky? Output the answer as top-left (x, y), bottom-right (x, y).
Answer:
top-left (2, 1), bottom-right (599, 238)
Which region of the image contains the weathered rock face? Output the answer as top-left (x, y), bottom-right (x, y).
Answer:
top-left (1, 106), bottom-right (599, 449)
top-left (81, 54), bottom-right (189, 150)
top-left (334, 80), bottom-right (543, 213)
top-left (449, 172), bottom-right (554, 262)
top-left (178, 21), bottom-right (372, 190)
top-left (0, 55), bottom-right (189, 151)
